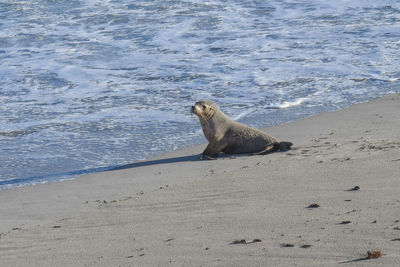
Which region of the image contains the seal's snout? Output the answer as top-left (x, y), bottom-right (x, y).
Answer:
top-left (191, 105), bottom-right (197, 115)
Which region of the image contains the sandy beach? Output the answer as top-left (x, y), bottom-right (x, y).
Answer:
top-left (1, 94), bottom-right (399, 266)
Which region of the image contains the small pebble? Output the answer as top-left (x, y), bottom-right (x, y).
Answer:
top-left (281, 243), bottom-right (295, 247)
top-left (347, 186), bottom-right (360, 191)
top-left (231, 239), bottom-right (247, 244)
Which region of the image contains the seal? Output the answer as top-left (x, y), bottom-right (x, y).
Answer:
top-left (191, 100), bottom-right (293, 159)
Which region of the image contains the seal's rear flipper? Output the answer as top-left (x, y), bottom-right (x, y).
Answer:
top-left (278, 141), bottom-right (293, 151)
top-left (251, 144), bottom-right (277, 155)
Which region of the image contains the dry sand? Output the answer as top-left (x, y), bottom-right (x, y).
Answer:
top-left (0, 94), bottom-right (399, 266)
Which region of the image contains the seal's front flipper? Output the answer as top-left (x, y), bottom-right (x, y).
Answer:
top-left (278, 141), bottom-right (293, 151)
top-left (200, 154), bottom-right (217, 160)
top-left (202, 143), bottom-right (220, 159)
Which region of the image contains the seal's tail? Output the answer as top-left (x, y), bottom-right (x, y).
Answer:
top-left (278, 141), bottom-right (293, 151)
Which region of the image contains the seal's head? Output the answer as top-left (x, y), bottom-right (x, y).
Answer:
top-left (191, 100), bottom-right (219, 122)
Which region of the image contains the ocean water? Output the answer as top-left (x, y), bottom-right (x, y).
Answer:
top-left (1, 0), bottom-right (399, 189)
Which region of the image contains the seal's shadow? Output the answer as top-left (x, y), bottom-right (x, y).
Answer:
top-left (109, 152), bottom-right (260, 171)
top-left (109, 154), bottom-right (200, 171)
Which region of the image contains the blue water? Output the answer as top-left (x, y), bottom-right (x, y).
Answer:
top-left (1, 1), bottom-right (399, 189)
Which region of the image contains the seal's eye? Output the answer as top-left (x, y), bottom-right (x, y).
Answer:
top-left (202, 105), bottom-right (206, 110)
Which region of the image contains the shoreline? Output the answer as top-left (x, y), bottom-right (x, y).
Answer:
top-left (1, 93), bottom-right (399, 266)
top-left (2, 94), bottom-right (396, 191)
